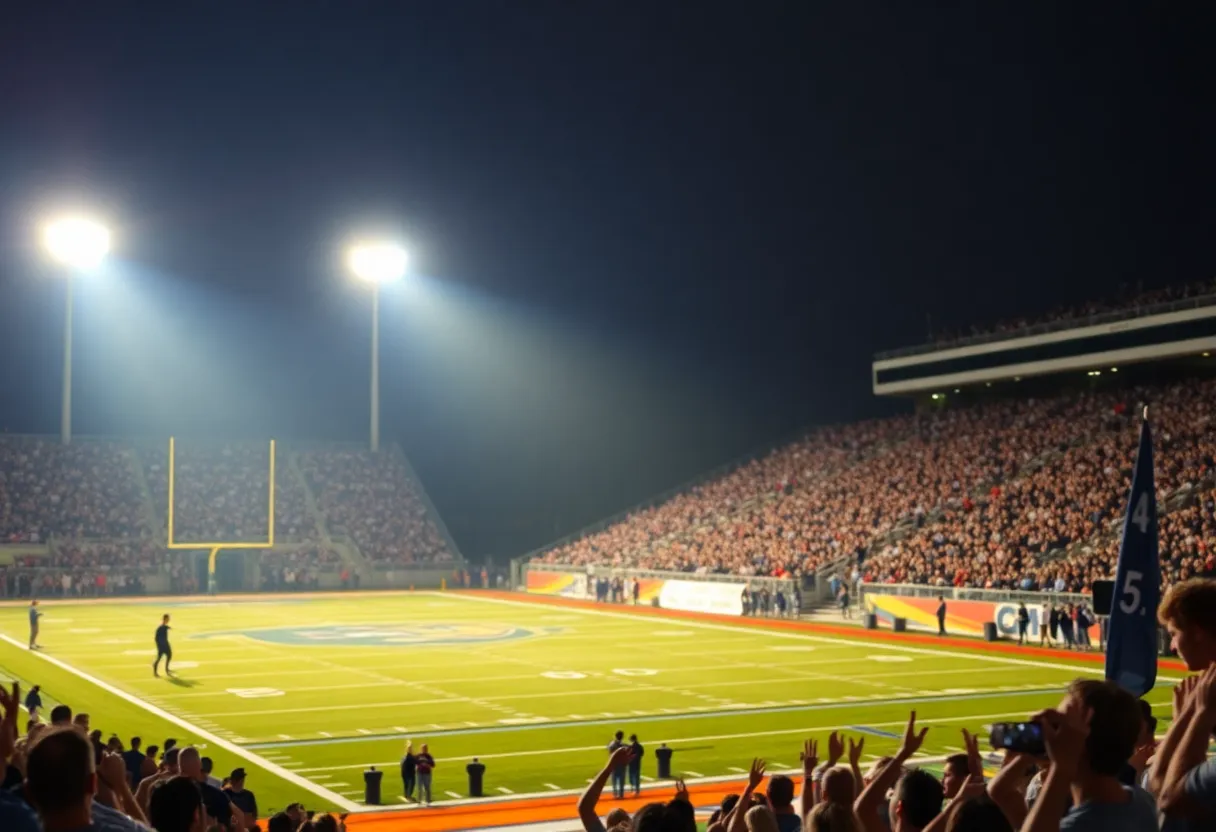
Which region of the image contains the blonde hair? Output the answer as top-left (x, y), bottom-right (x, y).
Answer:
top-left (745, 805), bottom-right (780, 832)
top-left (806, 802), bottom-right (860, 832)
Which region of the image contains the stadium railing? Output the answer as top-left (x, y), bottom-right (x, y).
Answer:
top-left (874, 291), bottom-right (1216, 360)
top-left (859, 582), bottom-right (1091, 606)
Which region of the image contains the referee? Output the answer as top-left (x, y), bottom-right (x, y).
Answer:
top-left (153, 614), bottom-right (173, 677)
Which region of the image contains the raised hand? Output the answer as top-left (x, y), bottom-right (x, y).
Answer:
top-left (674, 779), bottom-right (690, 803)
top-left (827, 731), bottom-right (845, 765)
top-left (1195, 664), bottom-right (1216, 715)
top-left (801, 739), bottom-right (819, 775)
top-left (848, 736), bottom-right (865, 767)
top-left (609, 745), bottom-right (635, 769)
top-left (1174, 675), bottom-right (1200, 719)
top-left (748, 758), bottom-right (767, 789)
top-left (899, 711), bottom-right (929, 759)
top-left (962, 729), bottom-right (984, 783)
top-left (0, 682), bottom-right (18, 763)
top-left (1036, 708), bottom-right (1090, 777)
top-left (98, 751), bottom-right (128, 790)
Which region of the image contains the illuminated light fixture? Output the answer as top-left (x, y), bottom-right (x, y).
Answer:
top-left (985, 382), bottom-right (992, 387)
top-left (1087, 370), bottom-right (1101, 377)
top-left (1014, 377), bottom-right (1022, 382)
top-left (1205, 352), bottom-right (1211, 358)
top-left (954, 388), bottom-right (960, 393)
top-left (43, 217), bottom-right (111, 270)
top-left (347, 242), bottom-right (408, 284)
top-left (931, 393), bottom-right (944, 401)
top-left (1110, 367), bottom-right (1118, 372)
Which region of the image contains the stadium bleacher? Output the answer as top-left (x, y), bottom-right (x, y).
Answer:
top-left (0, 440), bottom-right (457, 597)
top-left (535, 327), bottom-right (1216, 597)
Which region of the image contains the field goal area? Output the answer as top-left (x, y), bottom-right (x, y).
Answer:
top-left (165, 437), bottom-right (276, 574)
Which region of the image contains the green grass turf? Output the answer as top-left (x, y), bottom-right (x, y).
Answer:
top-left (0, 591), bottom-right (1181, 818)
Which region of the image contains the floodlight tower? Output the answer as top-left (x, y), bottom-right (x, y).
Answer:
top-left (347, 241), bottom-right (408, 452)
top-left (42, 217), bottom-right (111, 445)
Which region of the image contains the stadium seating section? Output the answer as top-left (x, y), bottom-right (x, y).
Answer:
top-left (0, 440), bottom-right (456, 595)
top-left (536, 377), bottom-right (1216, 594)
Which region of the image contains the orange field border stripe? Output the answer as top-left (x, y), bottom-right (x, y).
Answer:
top-left (472, 589), bottom-right (1188, 673)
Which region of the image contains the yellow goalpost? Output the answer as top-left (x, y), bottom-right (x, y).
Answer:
top-left (166, 437), bottom-right (276, 589)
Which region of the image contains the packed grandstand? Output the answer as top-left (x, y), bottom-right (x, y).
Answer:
top-left (0, 440), bottom-right (458, 597)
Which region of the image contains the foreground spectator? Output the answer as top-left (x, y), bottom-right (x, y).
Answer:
top-left (1153, 578), bottom-right (1216, 823)
top-left (147, 775), bottom-right (204, 832)
top-left (1022, 679), bottom-right (1155, 830)
top-left (26, 726), bottom-right (149, 831)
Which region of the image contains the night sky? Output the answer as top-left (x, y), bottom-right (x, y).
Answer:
top-left (0, 4), bottom-right (1212, 559)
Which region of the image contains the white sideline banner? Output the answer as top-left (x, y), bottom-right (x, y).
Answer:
top-left (659, 579), bottom-right (747, 616)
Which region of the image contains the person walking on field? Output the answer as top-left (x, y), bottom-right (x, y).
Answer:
top-left (28, 600), bottom-right (42, 650)
top-left (153, 614), bottom-right (173, 677)
top-left (1017, 602), bottom-right (1030, 645)
top-left (400, 741), bottom-right (417, 801)
top-left (936, 595), bottom-right (948, 636)
top-left (415, 744), bottom-right (436, 805)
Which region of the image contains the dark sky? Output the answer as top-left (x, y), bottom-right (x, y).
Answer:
top-left (0, 3), bottom-right (1212, 559)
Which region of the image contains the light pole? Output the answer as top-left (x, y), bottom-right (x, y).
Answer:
top-left (347, 241), bottom-right (408, 452)
top-left (42, 217), bottom-right (111, 445)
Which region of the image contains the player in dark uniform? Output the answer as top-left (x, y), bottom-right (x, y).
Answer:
top-left (153, 614), bottom-right (173, 677)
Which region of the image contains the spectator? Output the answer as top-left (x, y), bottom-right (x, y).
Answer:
top-left (122, 738), bottom-right (145, 790)
top-left (415, 743), bottom-right (436, 806)
top-left (1024, 679), bottom-right (1155, 830)
top-left (224, 768), bottom-right (258, 831)
top-left (200, 757), bottom-right (221, 790)
top-left (25, 726), bottom-right (146, 832)
top-left (765, 775), bottom-right (800, 832)
top-left (400, 740), bottom-right (417, 802)
top-left (177, 747), bottom-right (234, 829)
top-left (147, 776), bottom-right (203, 832)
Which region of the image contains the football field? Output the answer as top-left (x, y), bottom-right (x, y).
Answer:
top-left (0, 591), bottom-right (1178, 816)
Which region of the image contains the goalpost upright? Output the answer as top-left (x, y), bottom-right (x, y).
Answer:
top-left (166, 437), bottom-right (276, 587)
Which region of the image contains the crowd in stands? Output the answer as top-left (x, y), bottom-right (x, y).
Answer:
top-left (922, 277), bottom-right (1216, 349)
top-left (298, 449), bottom-right (452, 569)
top-left (0, 437), bottom-right (456, 596)
top-left (0, 439), bottom-right (149, 544)
top-left (141, 443), bottom-right (315, 545)
top-left (539, 376), bottom-right (1216, 597)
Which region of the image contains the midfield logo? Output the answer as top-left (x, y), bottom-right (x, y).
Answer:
top-left (194, 623), bottom-right (560, 646)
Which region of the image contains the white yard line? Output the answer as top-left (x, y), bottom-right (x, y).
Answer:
top-left (290, 707), bottom-right (1045, 774)
top-left (0, 634), bottom-right (359, 811)
top-left (444, 593), bottom-right (1182, 683)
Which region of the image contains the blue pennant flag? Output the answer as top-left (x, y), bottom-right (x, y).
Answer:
top-left (1104, 415), bottom-right (1161, 697)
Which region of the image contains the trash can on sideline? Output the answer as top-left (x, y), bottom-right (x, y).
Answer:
top-left (364, 766), bottom-right (383, 805)
top-left (656, 744), bottom-right (673, 779)
top-left (983, 622), bottom-right (998, 642)
top-left (467, 759), bottom-right (486, 797)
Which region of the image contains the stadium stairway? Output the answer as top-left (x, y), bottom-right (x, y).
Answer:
top-left (124, 444), bottom-right (162, 537)
top-left (287, 451), bottom-right (332, 544)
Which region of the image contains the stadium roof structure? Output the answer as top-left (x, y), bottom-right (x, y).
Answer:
top-left (873, 294), bottom-right (1216, 396)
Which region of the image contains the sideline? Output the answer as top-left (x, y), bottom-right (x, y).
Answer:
top-left (0, 634), bottom-right (360, 811)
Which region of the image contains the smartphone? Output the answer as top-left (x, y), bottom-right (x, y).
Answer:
top-left (989, 722), bottom-right (1045, 756)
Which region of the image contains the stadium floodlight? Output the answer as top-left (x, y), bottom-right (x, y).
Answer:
top-left (347, 240), bottom-right (410, 452)
top-left (41, 215), bottom-right (112, 446)
top-left (43, 216), bottom-right (111, 270)
top-left (348, 242), bottom-right (408, 285)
